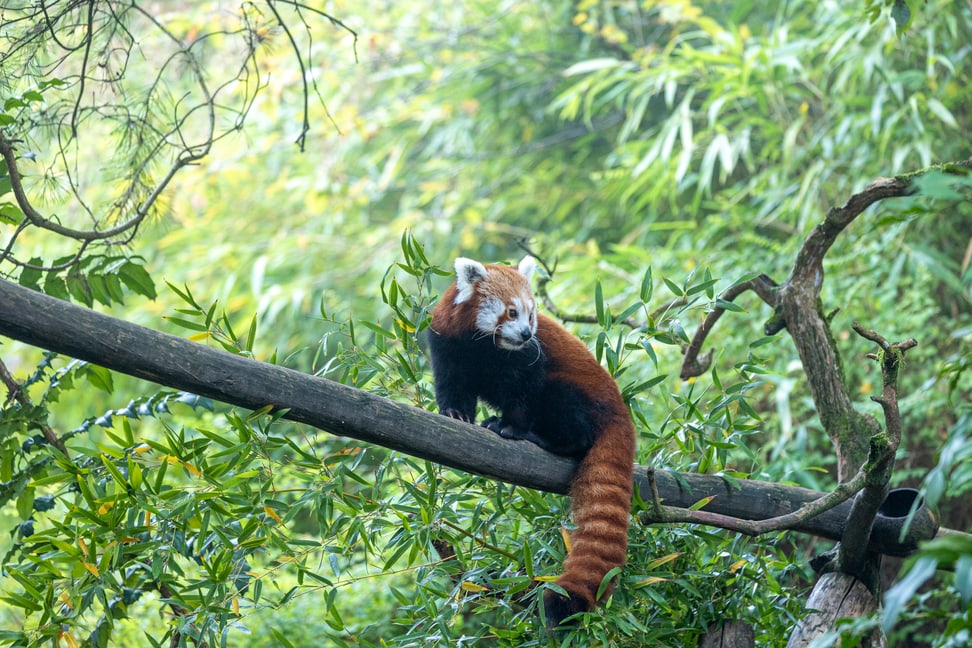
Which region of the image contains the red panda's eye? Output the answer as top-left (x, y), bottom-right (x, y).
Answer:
top-left (508, 307), bottom-right (518, 319)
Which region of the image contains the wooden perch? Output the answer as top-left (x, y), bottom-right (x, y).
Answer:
top-left (0, 277), bottom-right (958, 555)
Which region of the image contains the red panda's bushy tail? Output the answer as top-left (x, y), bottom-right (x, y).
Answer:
top-left (543, 413), bottom-right (635, 627)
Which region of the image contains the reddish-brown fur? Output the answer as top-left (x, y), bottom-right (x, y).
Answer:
top-left (427, 259), bottom-right (635, 625)
top-left (532, 312), bottom-right (635, 619)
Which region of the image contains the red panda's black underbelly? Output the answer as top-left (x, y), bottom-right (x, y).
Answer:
top-left (428, 331), bottom-right (597, 457)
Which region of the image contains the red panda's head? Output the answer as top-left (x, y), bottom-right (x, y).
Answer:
top-left (447, 256), bottom-right (538, 351)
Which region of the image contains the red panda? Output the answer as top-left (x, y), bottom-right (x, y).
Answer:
top-left (427, 256), bottom-right (635, 627)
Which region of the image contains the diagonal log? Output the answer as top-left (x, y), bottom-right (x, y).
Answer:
top-left (0, 277), bottom-right (955, 555)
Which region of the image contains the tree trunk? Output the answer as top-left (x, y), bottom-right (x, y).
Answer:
top-left (786, 573), bottom-right (887, 648)
top-left (701, 621), bottom-right (754, 648)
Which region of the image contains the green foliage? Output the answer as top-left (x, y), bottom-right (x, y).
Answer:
top-left (17, 255), bottom-right (157, 307)
top-left (879, 403), bottom-right (972, 646)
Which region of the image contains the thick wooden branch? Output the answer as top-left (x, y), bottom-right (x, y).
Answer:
top-left (0, 278), bottom-right (956, 556)
top-left (770, 165), bottom-right (965, 644)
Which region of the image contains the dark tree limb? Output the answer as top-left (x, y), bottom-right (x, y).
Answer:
top-left (680, 274), bottom-right (780, 379)
top-left (0, 277), bottom-right (959, 557)
top-left (665, 163), bottom-right (968, 645)
top-left (641, 460), bottom-right (869, 538)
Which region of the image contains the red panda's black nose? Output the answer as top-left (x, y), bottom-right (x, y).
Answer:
top-left (518, 327), bottom-right (533, 342)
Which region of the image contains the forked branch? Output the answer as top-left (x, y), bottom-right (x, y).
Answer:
top-left (680, 274), bottom-right (779, 379)
top-left (837, 325), bottom-right (918, 577)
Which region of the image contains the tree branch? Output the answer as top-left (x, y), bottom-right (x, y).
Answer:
top-left (680, 274), bottom-right (779, 379)
top-left (776, 165), bottom-right (962, 479)
top-left (0, 277), bottom-right (958, 556)
top-left (0, 356), bottom-right (68, 455)
top-left (837, 325), bottom-right (917, 578)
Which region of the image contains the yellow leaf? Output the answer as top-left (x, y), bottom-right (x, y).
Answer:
top-left (647, 552), bottom-right (684, 569)
top-left (264, 505), bottom-right (284, 525)
top-left (60, 632), bottom-right (79, 648)
top-left (98, 501), bottom-right (114, 516)
top-left (688, 496), bottom-right (714, 511)
top-left (179, 460), bottom-right (202, 477)
top-left (82, 561), bottom-right (100, 577)
top-left (59, 590), bottom-right (74, 610)
top-left (730, 559), bottom-right (748, 574)
top-left (460, 581), bottom-right (489, 593)
top-left (232, 597), bottom-right (240, 616)
top-left (77, 538), bottom-right (88, 554)
top-left (634, 576), bottom-right (667, 587)
top-left (560, 526), bottom-right (572, 552)
top-left (395, 319), bottom-right (415, 333)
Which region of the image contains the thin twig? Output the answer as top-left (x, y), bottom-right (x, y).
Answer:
top-left (641, 464), bottom-right (869, 536)
top-left (266, 0), bottom-right (312, 150)
top-left (0, 357), bottom-right (68, 455)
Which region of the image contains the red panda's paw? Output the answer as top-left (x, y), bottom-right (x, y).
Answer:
top-left (482, 417), bottom-right (529, 440)
top-left (441, 408), bottom-right (474, 424)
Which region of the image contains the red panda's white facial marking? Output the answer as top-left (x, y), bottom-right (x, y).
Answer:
top-left (452, 256), bottom-right (538, 351)
top-left (490, 294), bottom-right (537, 351)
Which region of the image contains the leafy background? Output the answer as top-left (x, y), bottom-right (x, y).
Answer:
top-left (0, 0), bottom-right (970, 646)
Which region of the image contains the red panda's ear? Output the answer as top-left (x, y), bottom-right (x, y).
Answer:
top-left (454, 257), bottom-right (488, 304)
top-left (517, 256), bottom-right (537, 281)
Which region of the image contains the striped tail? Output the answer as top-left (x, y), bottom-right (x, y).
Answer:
top-left (543, 415), bottom-right (635, 627)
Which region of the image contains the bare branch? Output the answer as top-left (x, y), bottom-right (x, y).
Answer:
top-left (0, 132), bottom-right (156, 242)
top-left (265, 1), bottom-right (313, 150)
top-left (270, 0), bottom-right (360, 58)
top-left (643, 461), bottom-right (869, 536)
top-left (680, 274), bottom-right (779, 379)
top-left (0, 3), bottom-right (352, 273)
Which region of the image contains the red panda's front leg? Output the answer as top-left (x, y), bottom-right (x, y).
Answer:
top-left (427, 332), bottom-right (479, 423)
top-left (481, 399), bottom-right (533, 437)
